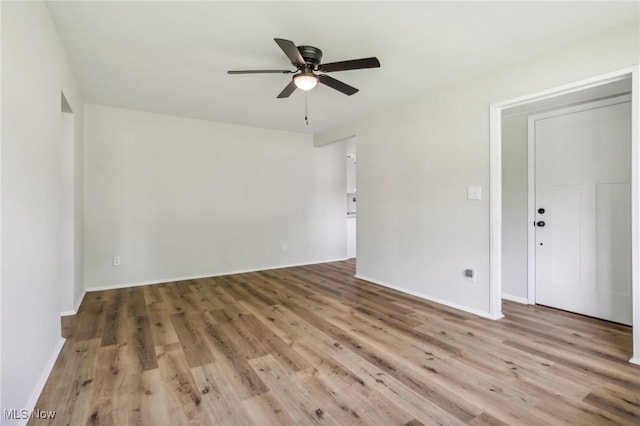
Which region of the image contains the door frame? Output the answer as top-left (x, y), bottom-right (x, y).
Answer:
top-left (527, 94), bottom-right (632, 306)
top-left (489, 66), bottom-right (640, 365)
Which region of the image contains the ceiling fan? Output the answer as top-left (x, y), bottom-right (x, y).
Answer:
top-left (227, 38), bottom-right (380, 98)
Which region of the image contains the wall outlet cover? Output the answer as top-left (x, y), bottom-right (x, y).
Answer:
top-left (467, 185), bottom-right (482, 200)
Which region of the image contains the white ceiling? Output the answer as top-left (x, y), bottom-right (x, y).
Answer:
top-left (46, 1), bottom-right (638, 134)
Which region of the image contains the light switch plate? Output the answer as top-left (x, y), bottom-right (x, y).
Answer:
top-left (467, 185), bottom-right (481, 200)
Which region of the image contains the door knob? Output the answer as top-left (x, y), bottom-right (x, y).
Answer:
top-left (538, 208), bottom-right (545, 214)
top-left (536, 221), bottom-right (546, 227)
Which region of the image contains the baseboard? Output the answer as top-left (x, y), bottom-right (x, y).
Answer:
top-left (502, 293), bottom-right (529, 304)
top-left (60, 290), bottom-right (86, 316)
top-left (355, 274), bottom-right (504, 320)
top-left (60, 291), bottom-right (86, 316)
top-left (19, 337), bottom-right (66, 426)
top-left (629, 356), bottom-right (640, 366)
top-left (86, 258), bottom-right (350, 292)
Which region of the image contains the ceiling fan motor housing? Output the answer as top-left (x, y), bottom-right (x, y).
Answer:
top-left (296, 45), bottom-right (323, 69)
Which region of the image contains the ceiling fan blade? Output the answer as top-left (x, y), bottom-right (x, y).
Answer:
top-left (318, 74), bottom-right (358, 96)
top-left (228, 70), bottom-right (293, 74)
top-left (277, 80), bottom-right (298, 99)
top-left (319, 57), bottom-right (380, 73)
top-left (274, 38), bottom-right (306, 67)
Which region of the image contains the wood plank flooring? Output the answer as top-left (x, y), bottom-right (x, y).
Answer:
top-left (31, 260), bottom-right (640, 425)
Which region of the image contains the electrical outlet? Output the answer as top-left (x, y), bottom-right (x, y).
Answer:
top-left (113, 256), bottom-right (121, 267)
top-left (282, 243), bottom-right (288, 251)
top-left (465, 269), bottom-right (476, 283)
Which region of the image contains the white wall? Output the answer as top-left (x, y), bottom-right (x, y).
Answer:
top-left (501, 114), bottom-right (528, 300)
top-left (72, 109), bottom-right (85, 310)
top-left (1, 1), bottom-right (84, 421)
top-left (84, 105), bottom-right (346, 289)
top-left (346, 137), bottom-right (356, 193)
top-left (347, 218), bottom-right (357, 259)
top-left (315, 18), bottom-right (639, 317)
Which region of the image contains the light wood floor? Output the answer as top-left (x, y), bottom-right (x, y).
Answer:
top-left (30, 260), bottom-right (640, 425)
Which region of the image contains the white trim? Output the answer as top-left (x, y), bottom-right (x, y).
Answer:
top-left (489, 106), bottom-right (503, 318)
top-left (491, 69), bottom-right (634, 110)
top-left (490, 66), bottom-right (639, 364)
top-left (86, 258), bottom-right (350, 292)
top-left (502, 293), bottom-right (529, 305)
top-left (527, 94), bottom-right (630, 122)
top-left (355, 274), bottom-right (504, 321)
top-left (527, 115), bottom-right (537, 304)
top-left (74, 290), bottom-right (85, 312)
top-left (632, 67), bottom-right (640, 364)
top-left (19, 337), bottom-right (66, 426)
top-left (60, 290), bottom-right (86, 316)
top-left (526, 94), bottom-right (631, 309)
top-left (0, 3), bottom-right (3, 411)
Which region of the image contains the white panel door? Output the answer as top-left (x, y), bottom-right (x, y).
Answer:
top-left (534, 99), bottom-right (631, 325)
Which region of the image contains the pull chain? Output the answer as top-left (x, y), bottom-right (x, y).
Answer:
top-left (304, 91), bottom-right (309, 126)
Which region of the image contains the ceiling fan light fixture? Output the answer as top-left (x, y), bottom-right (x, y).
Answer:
top-left (293, 71), bottom-right (318, 91)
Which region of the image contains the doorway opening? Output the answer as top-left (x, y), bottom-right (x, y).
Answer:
top-left (60, 92), bottom-right (75, 315)
top-left (346, 137), bottom-right (357, 260)
top-left (528, 94), bottom-right (631, 325)
top-left (490, 67), bottom-right (640, 364)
